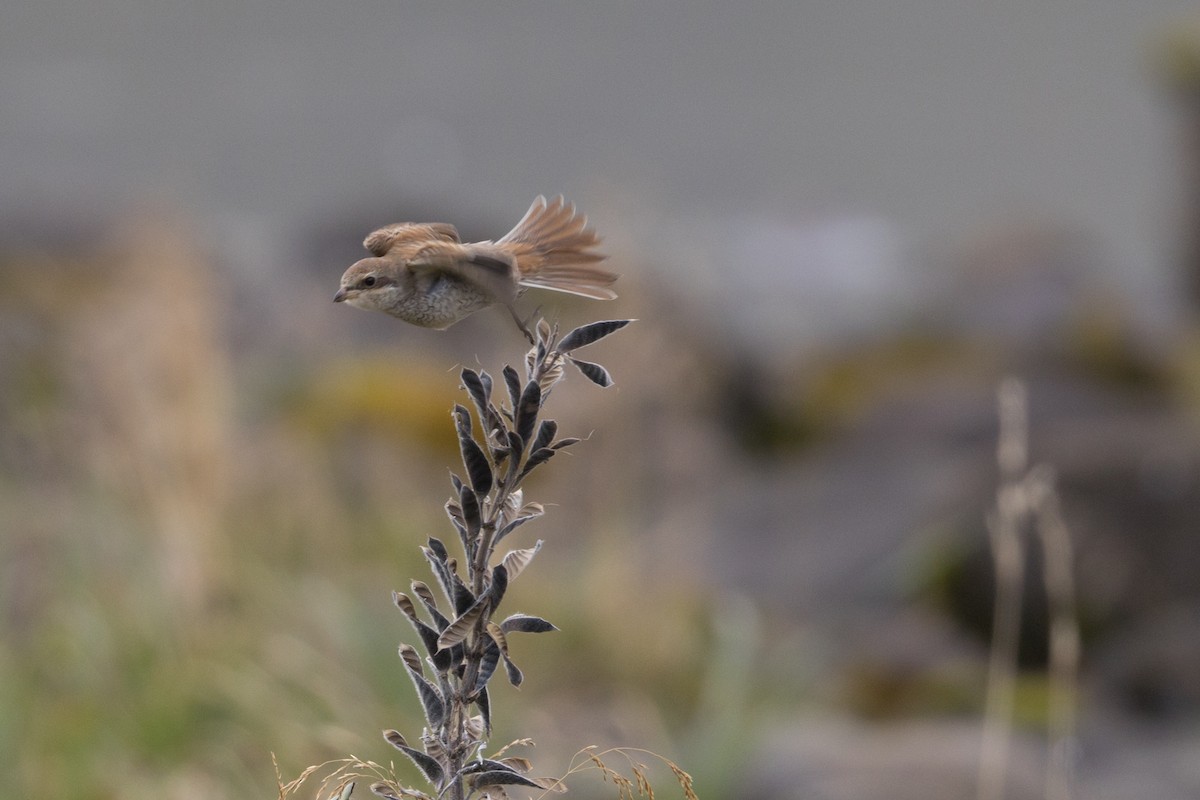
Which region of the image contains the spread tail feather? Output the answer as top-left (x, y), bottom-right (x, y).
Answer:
top-left (498, 195), bottom-right (618, 300)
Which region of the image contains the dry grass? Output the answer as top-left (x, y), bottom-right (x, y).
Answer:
top-left (555, 747), bottom-right (697, 800)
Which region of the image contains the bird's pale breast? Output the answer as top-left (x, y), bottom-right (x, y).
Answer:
top-left (387, 273), bottom-right (492, 329)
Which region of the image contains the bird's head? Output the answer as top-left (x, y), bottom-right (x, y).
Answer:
top-left (334, 257), bottom-right (401, 311)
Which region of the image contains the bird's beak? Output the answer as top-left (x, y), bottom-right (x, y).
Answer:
top-left (333, 288), bottom-right (349, 303)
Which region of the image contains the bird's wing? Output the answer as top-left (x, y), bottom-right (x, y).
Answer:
top-left (364, 222), bottom-right (460, 256)
top-left (405, 240), bottom-right (520, 301)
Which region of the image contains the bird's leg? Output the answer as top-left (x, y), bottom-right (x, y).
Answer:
top-left (506, 302), bottom-right (537, 345)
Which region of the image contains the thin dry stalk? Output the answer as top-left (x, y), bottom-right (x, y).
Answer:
top-left (1030, 467), bottom-right (1080, 800)
top-left (977, 379), bottom-right (1030, 800)
top-left (976, 379), bottom-right (1079, 800)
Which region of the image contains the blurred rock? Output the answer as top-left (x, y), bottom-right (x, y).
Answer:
top-left (1092, 605), bottom-right (1200, 719)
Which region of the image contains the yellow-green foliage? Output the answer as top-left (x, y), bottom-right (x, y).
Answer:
top-left (1154, 17), bottom-right (1200, 93)
top-left (798, 334), bottom-right (975, 432)
top-left (285, 359), bottom-right (460, 455)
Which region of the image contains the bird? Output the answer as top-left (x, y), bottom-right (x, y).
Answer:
top-left (334, 195), bottom-right (617, 338)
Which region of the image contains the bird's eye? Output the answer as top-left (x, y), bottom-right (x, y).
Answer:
top-left (362, 275), bottom-right (377, 288)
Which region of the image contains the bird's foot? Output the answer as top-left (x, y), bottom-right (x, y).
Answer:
top-left (507, 304), bottom-right (539, 345)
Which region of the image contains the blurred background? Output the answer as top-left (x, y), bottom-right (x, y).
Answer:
top-left (5, 3), bottom-right (1200, 799)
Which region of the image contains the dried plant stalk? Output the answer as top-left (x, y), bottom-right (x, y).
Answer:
top-left (977, 379), bottom-right (1079, 800)
top-left (978, 379), bottom-right (1030, 800)
top-left (1030, 468), bottom-right (1080, 800)
top-left (283, 318), bottom-right (633, 800)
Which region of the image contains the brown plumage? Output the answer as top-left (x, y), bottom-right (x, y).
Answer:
top-left (334, 196), bottom-right (616, 334)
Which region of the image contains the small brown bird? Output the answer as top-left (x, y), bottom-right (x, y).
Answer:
top-left (334, 195), bottom-right (616, 335)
